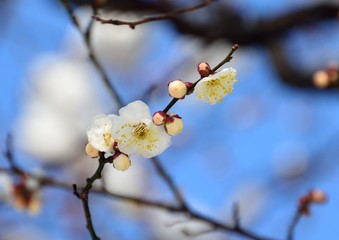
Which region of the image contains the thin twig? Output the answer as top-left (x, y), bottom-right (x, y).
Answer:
top-left (59, 0), bottom-right (123, 109)
top-left (0, 167), bottom-right (180, 212)
top-left (73, 153), bottom-right (107, 240)
top-left (233, 203), bottom-right (241, 228)
top-left (190, 210), bottom-right (276, 240)
top-left (287, 207), bottom-right (305, 240)
top-left (3, 135), bottom-right (23, 175)
top-left (150, 156), bottom-right (188, 210)
top-left (92, 0), bottom-right (214, 29)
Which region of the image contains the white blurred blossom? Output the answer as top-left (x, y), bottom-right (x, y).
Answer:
top-left (16, 54), bottom-right (102, 162)
top-left (0, 174), bottom-right (11, 202)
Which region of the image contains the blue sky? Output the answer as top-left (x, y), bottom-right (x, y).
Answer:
top-left (1, 0), bottom-right (339, 239)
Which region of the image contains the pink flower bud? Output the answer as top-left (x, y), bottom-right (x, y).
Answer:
top-left (197, 62), bottom-right (211, 77)
top-left (165, 115), bottom-right (183, 136)
top-left (313, 71), bottom-right (330, 89)
top-left (113, 153), bottom-right (131, 171)
top-left (168, 80), bottom-right (187, 99)
top-left (152, 111), bottom-right (167, 126)
top-left (85, 143), bottom-right (99, 158)
top-left (309, 189), bottom-right (327, 203)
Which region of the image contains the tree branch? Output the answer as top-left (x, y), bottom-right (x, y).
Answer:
top-left (92, 0), bottom-right (214, 29)
top-left (150, 156), bottom-right (188, 210)
top-left (72, 153), bottom-right (108, 240)
top-left (287, 208), bottom-right (303, 240)
top-left (0, 165), bottom-right (275, 240)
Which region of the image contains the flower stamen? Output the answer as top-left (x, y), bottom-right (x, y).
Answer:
top-left (103, 133), bottom-right (112, 147)
top-left (133, 123), bottom-right (148, 138)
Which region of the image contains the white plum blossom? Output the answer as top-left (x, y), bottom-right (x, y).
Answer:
top-left (86, 114), bottom-right (118, 152)
top-left (111, 101), bottom-right (171, 158)
top-left (195, 67), bottom-right (237, 104)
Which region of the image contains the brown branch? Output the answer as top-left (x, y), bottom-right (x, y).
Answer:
top-left (92, 0), bottom-right (214, 29)
top-left (0, 167), bottom-right (180, 212)
top-left (150, 156), bottom-right (188, 210)
top-left (74, 1), bottom-right (339, 46)
top-left (189, 210), bottom-right (275, 240)
top-left (164, 2), bottom-right (339, 45)
top-left (72, 152), bottom-right (108, 240)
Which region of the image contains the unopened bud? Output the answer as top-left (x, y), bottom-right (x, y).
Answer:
top-left (313, 71), bottom-right (330, 89)
top-left (309, 189), bottom-right (327, 203)
top-left (85, 143), bottom-right (99, 158)
top-left (113, 153), bottom-right (131, 171)
top-left (168, 80), bottom-right (187, 99)
top-left (197, 62), bottom-right (211, 77)
top-left (27, 195), bottom-right (41, 215)
top-left (165, 115), bottom-right (183, 136)
top-left (152, 111), bottom-right (167, 125)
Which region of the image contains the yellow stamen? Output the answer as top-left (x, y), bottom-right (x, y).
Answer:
top-left (133, 123), bottom-right (148, 138)
top-left (103, 133), bottom-right (112, 146)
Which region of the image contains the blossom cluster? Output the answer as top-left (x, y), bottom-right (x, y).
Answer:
top-left (86, 64), bottom-right (237, 171)
top-left (86, 101), bottom-right (174, 170)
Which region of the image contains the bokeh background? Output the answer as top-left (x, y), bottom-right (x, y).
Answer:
top-left (1, 0), bottom-right (339, 239)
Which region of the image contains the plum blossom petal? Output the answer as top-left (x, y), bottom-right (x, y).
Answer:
top-left (112, 101), bottom-right (171, 158)
top-left (86, 114), bottom-right (118, 152)
top-left (195, 67), bottom-right (237, 104)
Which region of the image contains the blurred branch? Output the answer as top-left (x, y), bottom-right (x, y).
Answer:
top-left (182, 227), bottom-right (216, 237)
top-left (75, 1), bottom-right (339, 45)
top-left (59, 0), bottom-right (123, 109)
top-left (287, 208), bottom-right (303, 240)
top-left (86, 0), bottom-right (339, 89)
top-left (3, 135), bottom-right (23, 175)
top-left (268, 41), bottom-right (339, 89)
top-left (0, 167), bottom-right (180, 211)
top-left (0, 164), bottom-right (275, 240)
top-left (267, 41), bottom-right (317, 88)
top-left (92, 0), bottom-right (214, 29)
top-left (233, 203), bottom-right (241, 228)
top-left (150, 156), bottom-right (188, 210)
top-left (1, 130), bottom-right (272, 240)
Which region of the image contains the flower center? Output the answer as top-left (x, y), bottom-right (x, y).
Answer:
top-left (133, 122), bottom-right (149, 138)
top-left (103, 133), bottom-right (112, 147)
top-left (207, 79), bottom-right (217, 86)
